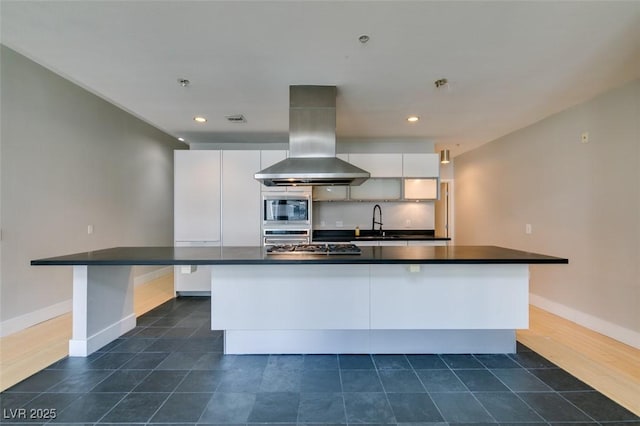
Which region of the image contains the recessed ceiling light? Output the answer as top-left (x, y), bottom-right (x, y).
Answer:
top-left (193, 116), bottom-right (207, 123)
top-left (177, 137), bottom-right (185, 142)
top-left (358, 34), bottom-right (370, 44)
top-left (407, 115), bottom-right (420, 123)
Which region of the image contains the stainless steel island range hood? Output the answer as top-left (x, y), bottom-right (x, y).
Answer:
top-left (255, 86), bottom-right (370, 186)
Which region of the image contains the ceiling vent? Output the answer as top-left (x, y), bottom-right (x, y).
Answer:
top-left (226, 114), bottom-right (246, 123)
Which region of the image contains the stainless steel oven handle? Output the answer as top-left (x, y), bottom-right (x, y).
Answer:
top-left (264, 237), bottom-right (310, 245)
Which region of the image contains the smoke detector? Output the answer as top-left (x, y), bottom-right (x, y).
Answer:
top-left (434, 78), bottom-right (448, 89)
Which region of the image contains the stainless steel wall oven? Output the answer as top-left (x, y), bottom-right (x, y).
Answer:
top-left (262, 191), bottom-right (312, 245)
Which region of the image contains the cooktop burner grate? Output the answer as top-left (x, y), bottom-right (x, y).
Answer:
top-left (266, 243), bottom-right (361, 255)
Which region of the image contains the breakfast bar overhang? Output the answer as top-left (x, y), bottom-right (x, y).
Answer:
top-left (31, 245), bottom-right (568, 356)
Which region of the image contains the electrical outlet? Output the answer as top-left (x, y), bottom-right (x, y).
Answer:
top-left (336, 221), bottom-right (344, 227)
top-left (87, 225), bottom-right (94, 235)
top-left (581, 131), bottom-right (589, 144)
top-left (405, 219), bottom-right (412, 227)
top-left (525, 224), bottom-right (532, 235)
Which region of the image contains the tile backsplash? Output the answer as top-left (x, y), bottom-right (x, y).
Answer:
top-left (313, 201), bottom-right (434, 230)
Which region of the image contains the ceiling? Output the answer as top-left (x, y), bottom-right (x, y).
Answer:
top-left (2, 1), bottom-right (639, 157)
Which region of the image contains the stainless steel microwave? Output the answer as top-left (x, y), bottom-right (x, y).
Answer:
top-left (263, 194), bottom-right (310, 225)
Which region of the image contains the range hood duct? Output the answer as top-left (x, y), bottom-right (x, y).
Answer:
top-left (255, 86), bottom-right (370, 186)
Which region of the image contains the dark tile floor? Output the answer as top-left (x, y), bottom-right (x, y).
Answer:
top-left (2, 296), bottom-right (639, 425)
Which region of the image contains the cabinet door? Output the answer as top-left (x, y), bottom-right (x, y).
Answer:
top-left (403, 153), bottom-right (440, 177)
top-left (174, 150), bottom-right (221, 242)
top-left (352, 240), bottom-right (379, 246)
top-left (349, 153), bottom-right (402, 177)
top-left (404, 178), bottom-right (438, 200)
top-left (261, 150), bottom-right (287, 168)
top-left (407, 240), bottom-right (448, 246)
top-left (370, 264), bottom-right (529, 329)
top-left (211, 265), bottom-right (370, 329)
top-left (260, 150), bottom-right (287, 192)
top-left (222, 150), bottom-right (261, 246)
top-left (349, 178), bottom-right (402, 200)
top-left (313, 185), bottom-right (348, 201)
top-left (378, 240), bottom-right (408, 246)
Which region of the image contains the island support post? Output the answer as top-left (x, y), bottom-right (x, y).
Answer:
top-left (69, 265), bottom-right (136, 356)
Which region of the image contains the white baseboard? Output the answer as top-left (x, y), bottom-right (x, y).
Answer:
top-left (69, 313), bottom-right (136, 356)
top-left (0, 299), bottom-right (72, 337)
top-left (530, 293), bottom-right (640, 349)
top-left (0, 267), bottom-right (172, 338)
top-left (133, 266), bottom-right (173, 287)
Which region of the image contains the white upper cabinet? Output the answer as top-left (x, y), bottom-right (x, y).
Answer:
top-left (402, 153), bottom-right (440, 177)
top-left (222, 150), bottom-right (261, 246)
top-left (348, 153), bottom-right (403, 177)
top-left (260, 150), bottom-right (312, 193)
top-left (312, 155), bottom-right (349, 200)
top-left (313, 185), bottom-right (348, 201)
top-left (174, 150), bottom-right (221, 242)
top-left (260, 150), bottom-right (287, 192)
top-left (260, 150), bottom-right (287, 168)
top-left (349, 178), bottom-right (402, 201)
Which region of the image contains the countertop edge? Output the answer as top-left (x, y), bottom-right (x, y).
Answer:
top-left (31, 259), bottom-right (568, 265)
top-left (31, 245), bottom-right (569, 266)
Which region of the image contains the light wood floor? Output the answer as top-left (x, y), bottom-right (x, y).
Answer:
top-left (517, 305), bottom-right (640, 415)
top-left (0, 272), bottom-right (174, 391)
top-left (1, 279), bottom-right (638, 416)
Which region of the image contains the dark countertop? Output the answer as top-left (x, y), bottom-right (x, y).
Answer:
top-left (313, 229), bottom-right (451, 242)
top-left (31, 245), bottom-right (568, 266)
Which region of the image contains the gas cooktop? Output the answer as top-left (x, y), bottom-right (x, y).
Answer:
top-left (266, 243), bottom-right (361, 255)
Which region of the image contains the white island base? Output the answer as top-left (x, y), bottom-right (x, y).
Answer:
top-left (211, 263), bottom-right (529, 354)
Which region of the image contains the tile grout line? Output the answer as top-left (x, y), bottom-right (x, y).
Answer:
top-left (410, 354), bottom-right (449, 423)
top-left (5, 297), bottom-right (638, 424)
top-left (92, 332), bottom-right (173, 424)
top-left (371, 354), bottom-right (399, 424)
top-left (502, 351), bottom-right (600, 424)
top-left (335, 354), bottom-right (349, 425)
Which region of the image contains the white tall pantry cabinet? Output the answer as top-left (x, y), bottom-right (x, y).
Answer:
top-left (221, 150), bottom-right (261, 246)
top-left (174, 150), bottom-right (221, 243)
top-left (174, 150), bottom-right (262, 293)
top-left (174, 150), bottom-right (221, 293)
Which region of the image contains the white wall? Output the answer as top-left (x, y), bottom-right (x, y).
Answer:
top-left (338, 139), bottom-right (434, 154)
top-left (454, 80), bottom-right (640, 348)
top-left (0, 46), bottom-right (183, 334)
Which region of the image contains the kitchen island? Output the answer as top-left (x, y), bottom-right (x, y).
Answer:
top-left (32, 245), bottom-right (567, 356)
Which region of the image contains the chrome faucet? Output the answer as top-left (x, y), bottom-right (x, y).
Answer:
top-left (372, 204), bottom-right (383, 235)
